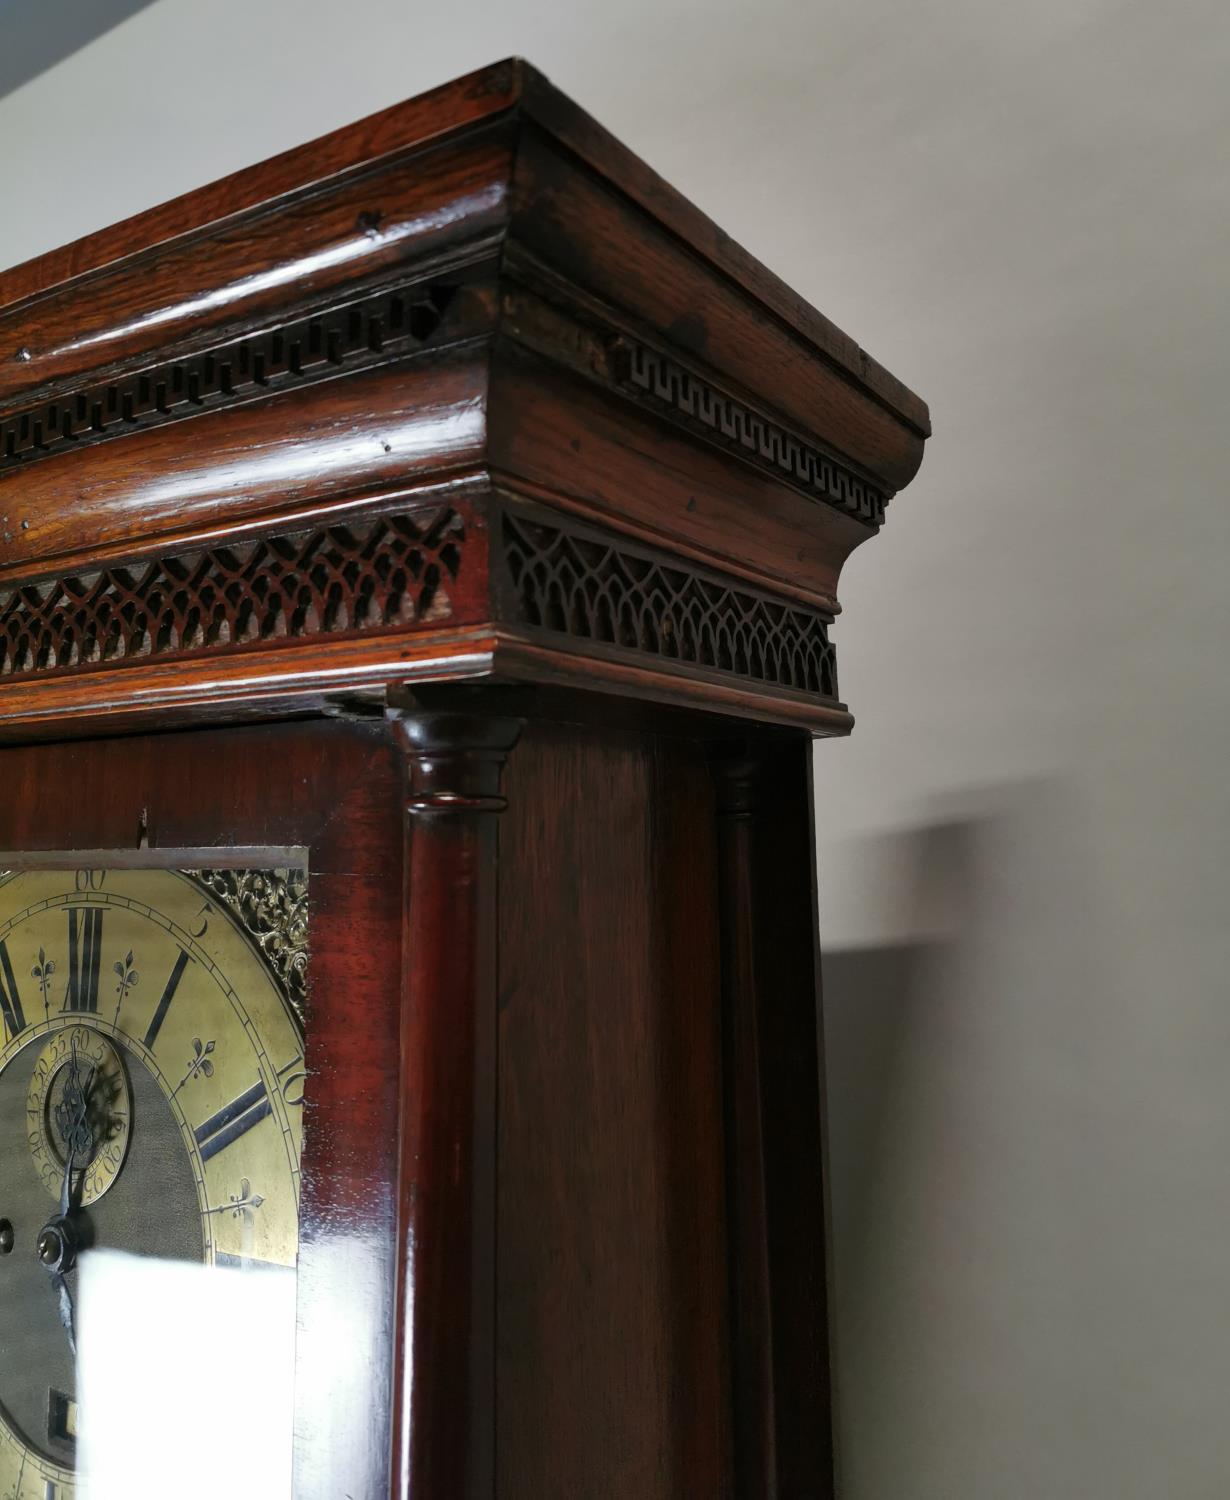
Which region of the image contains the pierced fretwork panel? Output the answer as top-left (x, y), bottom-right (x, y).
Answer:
top-left (0, 508), bottom-right (465, 680)
top-left (502, 511), bottom-right (839, 700)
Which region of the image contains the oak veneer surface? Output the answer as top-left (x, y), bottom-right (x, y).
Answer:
top-left (497, 720), bottom-right (732, 1499)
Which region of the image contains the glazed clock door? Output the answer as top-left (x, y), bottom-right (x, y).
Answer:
top-left (0, 863), bottom-right (307, 1500)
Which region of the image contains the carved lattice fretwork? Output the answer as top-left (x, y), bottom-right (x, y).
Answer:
top-left (502, 511), bottom-right (838, 700)
top-left (0, 281), bottom-right (458, 470)
top-left (0, 508), bottom-right (465, 680)
top-left (614, 341), bottom-right (887, 527)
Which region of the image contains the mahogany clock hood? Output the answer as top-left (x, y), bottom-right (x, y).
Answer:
top-left (0, 57), bottom-right (927, 741)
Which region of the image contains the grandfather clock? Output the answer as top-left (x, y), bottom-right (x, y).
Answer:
top-left (0, 59), bottom-right (927, 1500)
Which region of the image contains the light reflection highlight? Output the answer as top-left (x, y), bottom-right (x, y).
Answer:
top-left (115, 399), bottom-right (485, 517)
top-left (38, 182), bottom-right (505, 365)
top-left (76, 1250), bottom-right (295, 1500)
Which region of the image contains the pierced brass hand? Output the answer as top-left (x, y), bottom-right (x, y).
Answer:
top-left (37, 1040), bottom-right (97, 1357)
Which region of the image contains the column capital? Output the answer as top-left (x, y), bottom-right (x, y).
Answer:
top-left (389, 707), bottom-right (524, 816)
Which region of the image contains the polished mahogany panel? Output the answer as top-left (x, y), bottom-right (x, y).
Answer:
top-left (0, 130), bottom-right (513, 403)
top-left (0, 64), bottom-right (524, 312)
top-left (496, 719), bottom-right (732, 1499)
top-left (508, 64), bottom-right (928, 435)
top-left (488, 345), bottom-right (869, 612)
top-left (506, 128), bottom-right (925, 493)
top-left (0, 349), bottom-right (491, 579)
top-left (0, 718), bottom-right (405, 1500)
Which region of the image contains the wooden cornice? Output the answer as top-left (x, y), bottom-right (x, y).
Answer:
top-left (0, 59), bottom-right (928, 740)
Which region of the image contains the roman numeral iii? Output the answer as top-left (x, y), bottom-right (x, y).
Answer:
top-left (195, 1078), bottom-right (273, 1163)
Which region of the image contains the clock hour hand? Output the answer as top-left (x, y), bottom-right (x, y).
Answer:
top-left (37, 1046), bottom-right (97, 1357)
top-left (38, 1140), bottom-right (82, 1359)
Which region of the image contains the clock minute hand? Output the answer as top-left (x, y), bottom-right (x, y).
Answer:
top-left (57, 1136), bottom-right (75, 1227)
top-left (56, 1056), bottom-right (95, 1218)
top-left (51, 1270), bottom-right (77, 1359)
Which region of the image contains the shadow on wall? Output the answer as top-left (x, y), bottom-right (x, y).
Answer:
top-left (0, 0), bottom-right (159, 103)
top-left (818, 781), bottom-right (1228, 1498)
top-left (823, 810), bottom-right (992, 1289)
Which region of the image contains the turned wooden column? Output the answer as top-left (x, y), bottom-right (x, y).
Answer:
top-left (711, 749), bottom-right (778, 1499)
top-left (391, 707), bottom-right (524, 1500)
top-left (753, 740), bottom-right (835, 1497)
top-left (711, 739), bottom-right (836, 1499)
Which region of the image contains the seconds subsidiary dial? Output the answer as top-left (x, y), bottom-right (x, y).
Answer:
top-left (0, 866), bottom-right (305, 1500)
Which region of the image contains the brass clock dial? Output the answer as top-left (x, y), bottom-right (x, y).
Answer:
top-left (0, 866), bottom-right (306, 1500)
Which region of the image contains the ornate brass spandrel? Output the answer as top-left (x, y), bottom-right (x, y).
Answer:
top-left (185, 868), bottom-right (308, 1029)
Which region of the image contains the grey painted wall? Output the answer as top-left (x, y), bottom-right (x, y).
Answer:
top-left (0, 0), bottom-right (159, 102)
top-left (2, 2), bottom-right (1227, 1494)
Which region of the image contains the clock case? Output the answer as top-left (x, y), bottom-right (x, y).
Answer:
top-left (0, 59), bottom-right (929, 1500)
